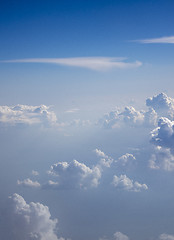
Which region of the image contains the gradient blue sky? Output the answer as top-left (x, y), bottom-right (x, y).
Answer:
top-left (1, 1), bottom-right (174, 240)
top-left (0, 0), bottom-right (174, 112)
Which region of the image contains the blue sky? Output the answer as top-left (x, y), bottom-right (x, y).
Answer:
top-left (1, 1), bottom-right (174, 240)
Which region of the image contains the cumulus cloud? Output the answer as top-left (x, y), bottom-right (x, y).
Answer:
top-left (112, 174), bottom-right (148, 192)
top-left (151, 117), bottom-right (174, 150)
top-left (146, 93), bottom-right (174, 120)
top-left (95, 149), bottom-right (113, 167)
top-left (99, 93), bottom-right (174, 129)
top-left (99, 231), bottom-right (129, 240)
top-left (144, 107), bottom-right (158, 126)
top-left (2, 57), bottom-right (142, 71)
top-left (48, 160), bottom-right (101, 189)
top-left (117, 153), bottom-right (136, 166)
top-left (134, 36), bottom-right (174, 44)
top-left (149, 146), bottom-right (174, 171)
top-left (99, 106), bottom-right (145, 129)
top-left (159, 234), bottom-right (174, 240)
top-left (17, 178), bottom-right (41, 188)
top-left (0, 104), bottom-right (57, 126)
top-left (5, 193), bottom-right (62, 240)
top-left (114, 232), bottom-right (129, 240)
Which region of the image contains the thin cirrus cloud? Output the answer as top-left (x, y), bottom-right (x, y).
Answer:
top-left (134, 35), bottom-right (174, 44)
top-left (1, 57), bottom-right (142, 71)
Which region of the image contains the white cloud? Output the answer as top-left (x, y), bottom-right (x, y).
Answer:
top-left (114, 232), bottom-right (129, 240)
top-left (135, 36), bottom-right (174, 44)
top-left (144, 107), bottom-right (158, 127)
top-left (99, 106), bottom-right (145, 129)
top-left (42, 180), bottom-right (59, 190)
top-left (6, 193), bottom-right (62, 240)
top-left (159, 234), bottom-right (174, 240)
top-left (2, 57), bottom-right (142, 71)
top-left (112, 174), bottom-right (148, 192)
top-left (95, 149), bottom-right (113, 167)
top-left (117, 153), bottom-right (136, 166)
top-left (149, 146), bottom-right (174, 171)
top-left (151, 117), bottom-right (174, 150)
top-left (17, 178), bottom-right (41, 188)
top-left (65, 108), bottom-right (80, 113)
top-left (0, 104), bottom-right (57, 126)
top-left (48, 160), bottom-right (101, 189)
top-left (146, 93), bottom-right (174, 119)
top-left (99, 231), bottom-right (129, 240)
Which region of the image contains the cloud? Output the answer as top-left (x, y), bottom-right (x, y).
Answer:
top-left (117, 153), bottom-right (136, 166)
top-left (95, 149), bottom-right (113, 167)
top-left (144, 107), bottom-right (158, 127)
top-left (0, 104), bottom-right (57, 126)
top-left (112, 174), bottom-right (148, 192)
top-left (146, 93), bottom-right (174, 119)
top-left (134, 36), bottom-right (174, 44)
top-left (114, 232), bottom-right (129, 240)
top-left (48, 160), bottom-right (101, 189)
top-left (151, 117), bottom-right (174, 150)
top-left (17, 178), bottom-right (41, 188)
top-left (5, 193), bottom-right (61, 240)
top-left (42, 180), bottom-right (59, 190)
top-left (31, 170), bottom-right (39, 176)
top-left (99, 231), bottom-right (129, 240)
top-left (159, 234), bottom-right (174, 240)
top-left (99, 93), bottom-right (174, 129)
top-left (148, 117), bottom-right (174, 171)
top-left (99, 106), bottom-right (146, 129)
top-left (149, 146), bottom-right (174, 171)
top-left (65, 108), bottom-right (80, 113)
top-left (1, 57), bottom-right (142, 71)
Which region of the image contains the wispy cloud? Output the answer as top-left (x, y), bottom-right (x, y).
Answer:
top-left (134, 36), bottom-right (174, 44)
top-left (1, 57), bottom-right (142, 71)
top-left (65, 108), bottom-right (80, 113)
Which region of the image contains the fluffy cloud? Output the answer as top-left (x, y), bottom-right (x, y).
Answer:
top-left (114, 232), bottom-right (129, 240)
top-left (99, 106), bottom-right (157, 129)
top-left (151, 117), bottom-right (174, 150)
top-left (112, 174), bottom-right (148, 192)
top-left (146, 93), bottom-right (174, 119)
top-left (17, 178), bottom-right (41, 188)
top-left (144, 107), bottom-right (158, 127)
top-left (95, 149), bottom-right (113, 167)
top-left (48, 160), bottom-right (101, 189)
top-left (99, 231), bottom-right (129, 240)
top-left (6, 193), bottom-right (61, 240)
top-left (0, 104), bottom-right (57, 126)
top-left (149, 146), bottom-right (174, 171)
top-left (159, 234), bottom-right (174, 240)
top-left (117, 153), bottom-right (136, 166)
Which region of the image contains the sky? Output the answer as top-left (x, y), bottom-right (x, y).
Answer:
top-left (0, 0), bottom-right (174, 240)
